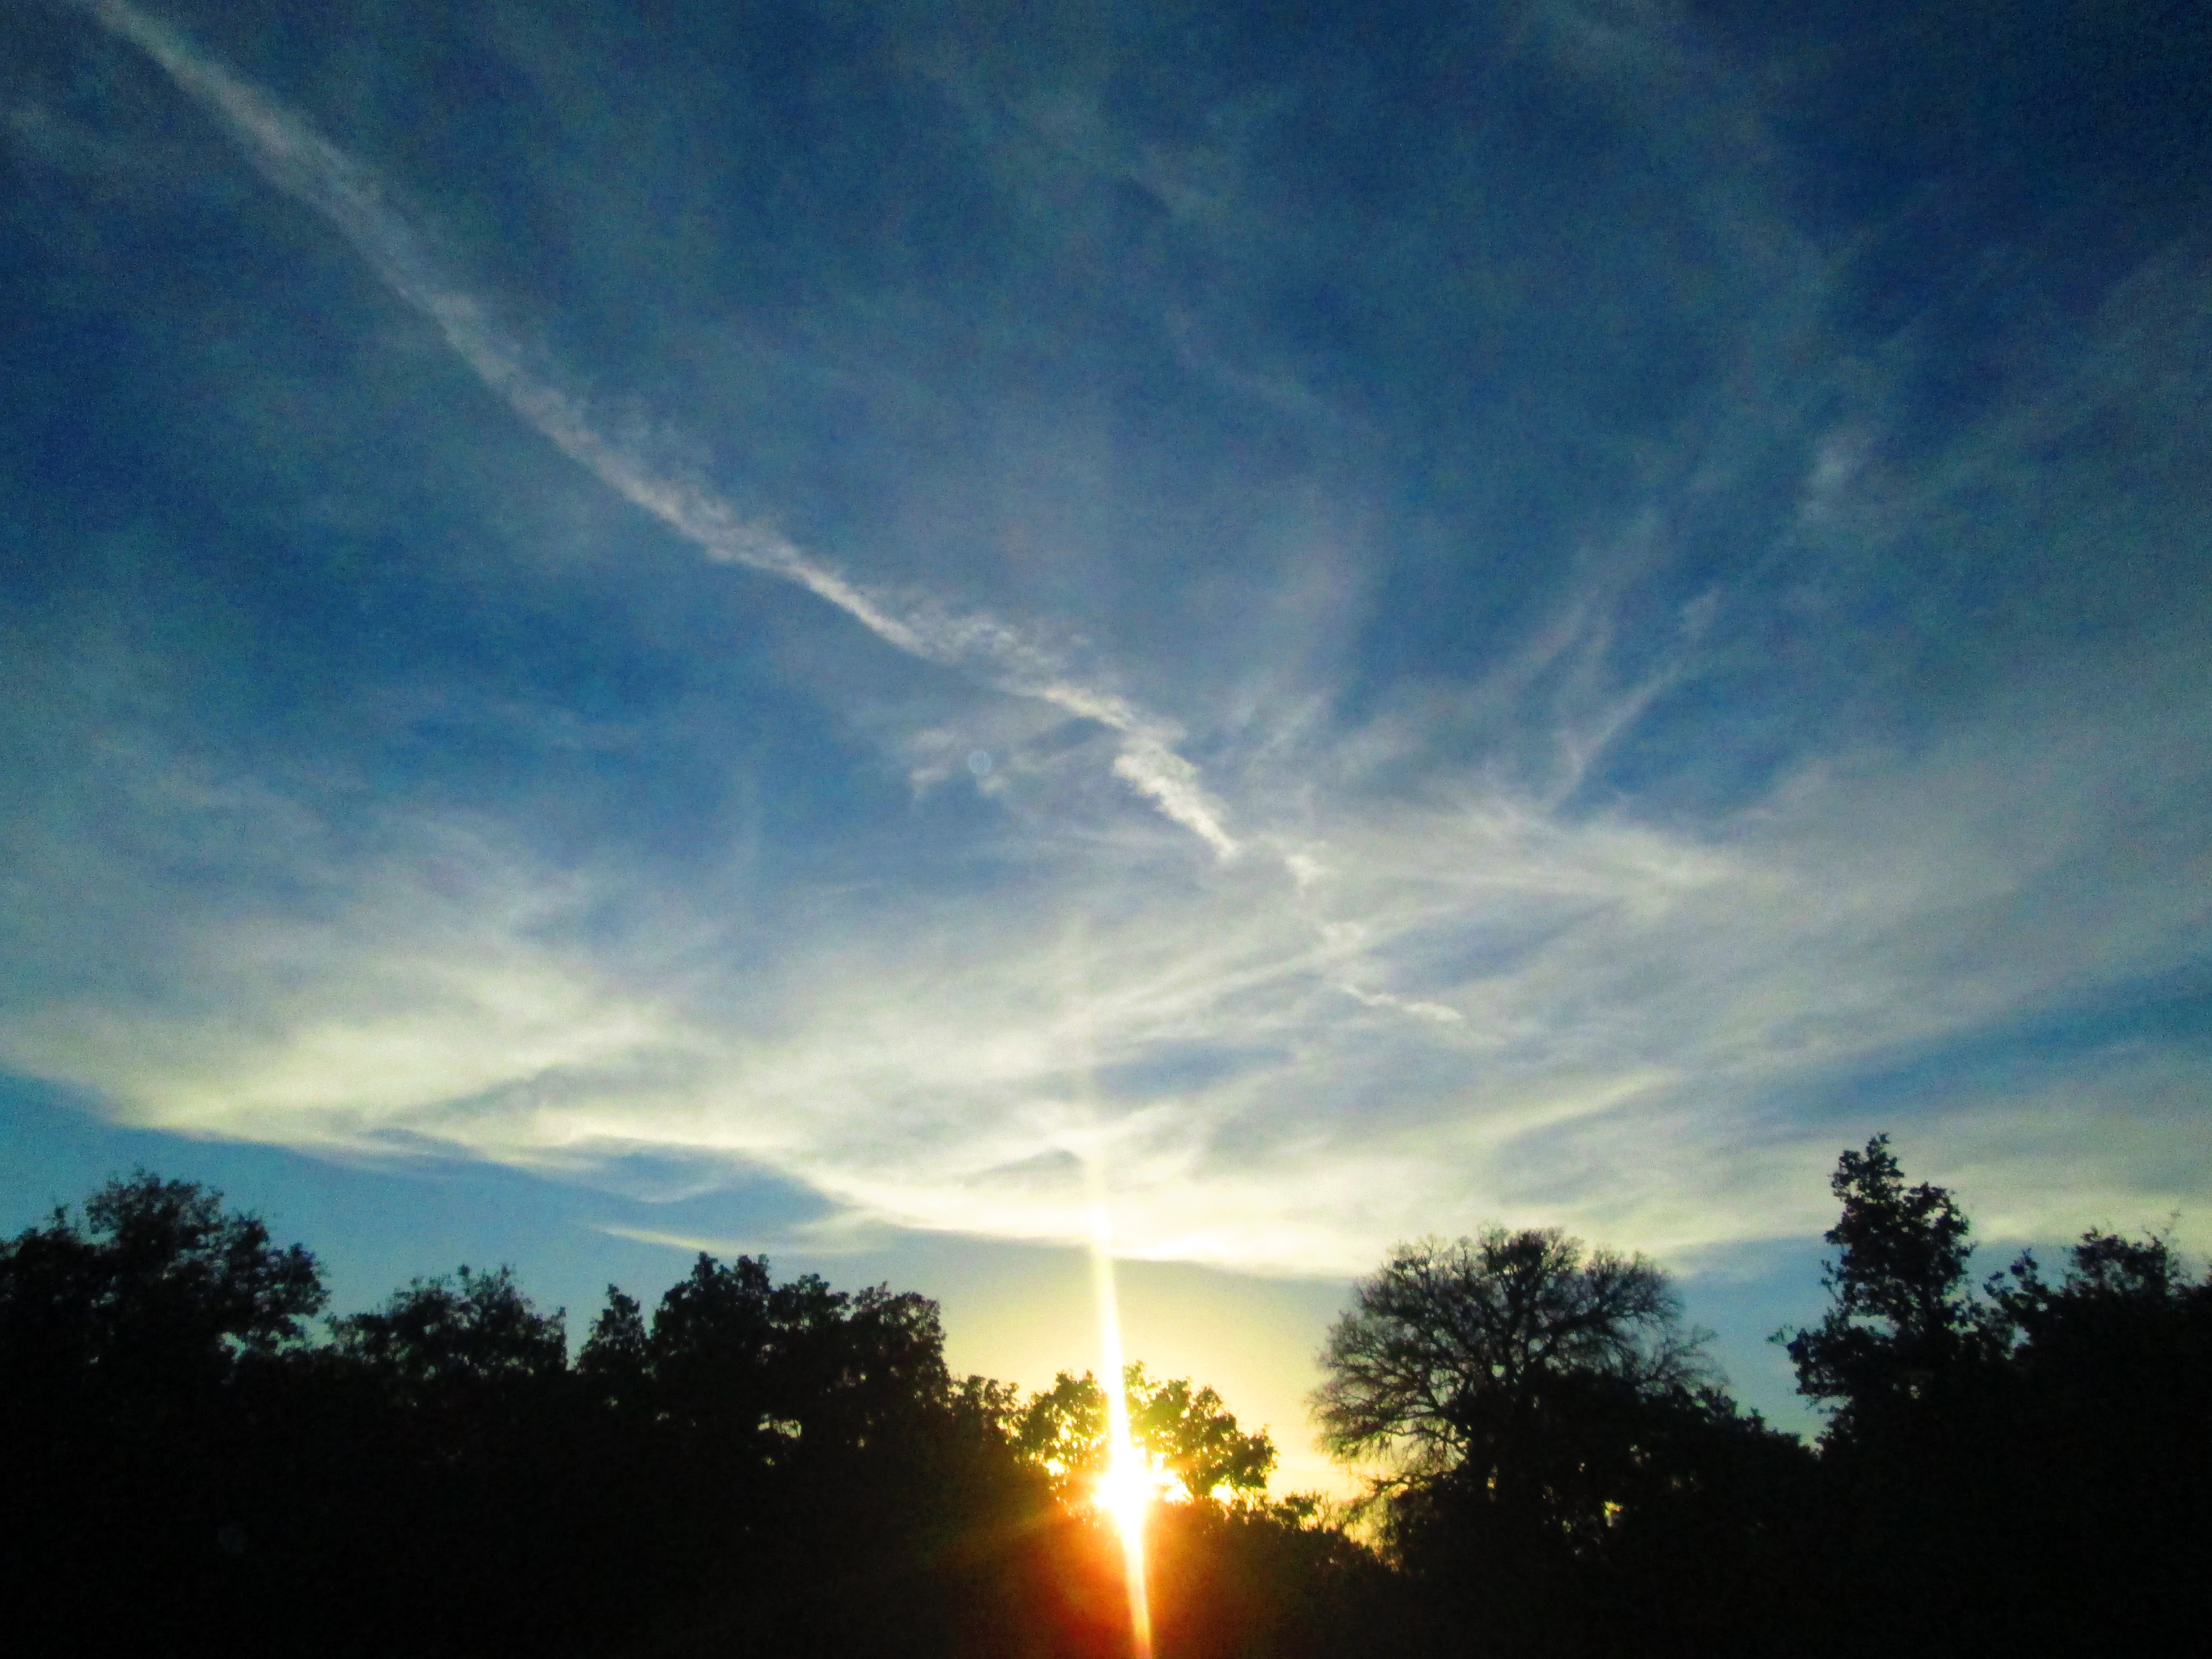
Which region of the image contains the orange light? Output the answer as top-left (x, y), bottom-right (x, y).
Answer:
top-left (1095, 1455), bottom-right (1155, 1543)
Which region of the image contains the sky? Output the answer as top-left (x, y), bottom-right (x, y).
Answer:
top-left (4, 0), bottom-right (2209, 1491)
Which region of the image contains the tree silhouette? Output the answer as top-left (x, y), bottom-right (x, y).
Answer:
top-left (0, 1170), bottom-right (324, 1400)
top-left (4, 1174), bottom-right (1420, 1659)
top-left (564, 1253), bottom-right (1040, 1658)
top-left (1129, 1366), bottom-right (1277, 1503)
top-left (1014, 1366), bottom-right (1113, 1496)
top-left (1014, 1362), bottom-right (1278, 1505)
top-left (1314, 1228), bottom-right (1709, 1493)
top-left (1780, 1136), bottom-right (2212, 1655)
top-left (1778, 1139), bottom-right (2020, 1651)
top-left (1782, 1135), bottom-right (2003, 1433)
top-left (583, 1251), bottom-right (954, 1451)
top-left (332, 1263), bottom-right (567, 1398)
top-left (1984, 1226), bottom-right (2212, 1650)
top-left (0, 1175), bottom-right (329, 1658)
top-left (1317, 1228), bottom-right (1811, 1658)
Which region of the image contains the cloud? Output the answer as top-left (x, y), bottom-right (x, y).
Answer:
top-left (75, 0), bottom-right (1237, 859)
top-left (9, 626), bottom-right (2205, 1277)
top-left (10, 0), bottom-right (2209, 1289)
top-left (0, 779), bottom-right (697, 1154)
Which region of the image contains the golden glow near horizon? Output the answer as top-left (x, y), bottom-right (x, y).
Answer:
top-left (1071, 917), bottom-right (1153, 1659)
top-left (1088, 1170), bottom-right (1155, 1659)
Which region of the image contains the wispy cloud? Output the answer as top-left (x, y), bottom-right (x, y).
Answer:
top-left (8, 635), bottom-right (2205, 1276)
top-left (76, 0), bottom-right (1237, 859)
top-left (11, 0), bottom-right (2208, 1291)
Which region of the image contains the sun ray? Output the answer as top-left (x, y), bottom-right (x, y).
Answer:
top-left (1086, 1170), bottom-right (1154, 1659)
top-left (1063, 915), bottom-right (1154, 1659)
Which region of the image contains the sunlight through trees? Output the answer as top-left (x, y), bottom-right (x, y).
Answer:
top-left (3, 1152), bottom-right (2207, 1657)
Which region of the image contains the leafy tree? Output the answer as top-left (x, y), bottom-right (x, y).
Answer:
top-left (949, 1370), bottom-right (1025, 1438)
top-left (1776, 1139), bottom-right (2016, 1650)
top-left (575, 1283), bottom-right (648, 1410)
top-left (1991, 1225), bottom-right (2198, 1349)
top-left (570, 1254), bottom-right (1043, 1659)
top-left (1774, 1138), bottom-right (2212, 1655)
top-left (1002, 1367), bottom-right (1396, 1659)
top-left (1782, 1136), bottom-right (2002, 1431)
top-left (1014, 1362), bottom-right (1276, 1504)
top-left (1980, 1226), bottom-right (2212, 1651)
top-left (585, 1251), bottom-right (953, 1450)
top-left (0, 1175), bottom-right (327, 1657)
top-left (336, 1265), bottom-right (566, 1380)
top-left (0, 1170), bottom-right (324, 1399)
top-left (1013, 1366), bottom-right (1111, 1494)
top-left (331, 1264), bottom-right (568, 1398)
top-left (1130, 1366), bottom-right (1278, 1503)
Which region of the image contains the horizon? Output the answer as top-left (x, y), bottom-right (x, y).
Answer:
top-left (4, 0), bottom-right (2207, 1501)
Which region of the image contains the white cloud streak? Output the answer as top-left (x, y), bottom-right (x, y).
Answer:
top-left (17, 0), bottom-right (2208, 1285)
top-left (9, 656), bottom-right (2206, 1278)
top-left (77, 0), bottom-right (1237, 859)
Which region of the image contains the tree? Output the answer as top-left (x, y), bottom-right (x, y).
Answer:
top-left (1313, 1228), bottom-right (1708, 1494)
top-left (1130, 1367), bottom-right (1277, 1503)
top-left (330, 1263), bottom-right (568, 1401)
top-left (1012, 1367), bottom-right (1110, 1496)
top-left (1014, 1362), bottom-right (1277, 1505)
top-left (576, 1284), bottom-right (649, 1409)
top-left (586, 1251), bottom-right (954, 1450)
top-left (1991, 1226), bottom-right (2197, 1349)
top-left (0, 1175), bottom-right (327, 1658)
top-left (0, 1170), bottom-right (324, 1400)
top-left (1315, 1229), bottom-right (1804, 1659)
top-left (1773, 1138), bottom-right (2177, 1656)
top-left (569, 1255), bottom-right (1032, 1659)
top-left (1782, 1135), bottom-right (2001, 1432)
top-left (1981, 1227), bottom-right (2212, 1650)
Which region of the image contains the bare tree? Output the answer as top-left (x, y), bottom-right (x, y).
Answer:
top-left (1313, 1228), bottom-right (1710, 1490)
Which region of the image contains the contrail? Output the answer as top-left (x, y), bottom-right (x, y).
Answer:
top-left (78, 0), bottom-right (1238, 859)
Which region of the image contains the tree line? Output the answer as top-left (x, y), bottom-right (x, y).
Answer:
top-left (1, 1136), bottom-right (2204, 1657)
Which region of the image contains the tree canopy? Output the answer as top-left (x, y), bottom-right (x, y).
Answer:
top-left (1014, 1361), bottom-right (1277, 1504)
top-left (1777, 1137), bottom-right (2212, 1656)
top-left (3, 1151), bottom-right (2204, 1659)
top-left (1312, 1227), bottom-right (1709, 1482)
top-left (333, 1264), bottom-right (567, 1396)
top-left (0, 1169), bottom-right (324, 1399)
top-left (1782, 1134), bottom-right (2003, 1430)
top-left (1313, 1227), bottom-right (1805, 1659)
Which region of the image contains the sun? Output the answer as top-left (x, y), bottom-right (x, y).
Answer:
top-left (1094, 1453), bottom-right (1158, 1545)
top-left (1091, 1440), bottom-right (1159, 1659)
top-left (1084, 1164), bottom-right (1156, 1659)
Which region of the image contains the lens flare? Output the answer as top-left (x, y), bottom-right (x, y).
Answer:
top-left (1067, 918), bottom-right (1153, 1659)
top-left (1095, 1457), bottom-right (1155, 1540)
top-left (1087, 1176), bottom-right (1154, 1659)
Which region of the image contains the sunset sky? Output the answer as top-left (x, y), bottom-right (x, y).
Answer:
top-left (5, 0), bottom-right (2207, 1490)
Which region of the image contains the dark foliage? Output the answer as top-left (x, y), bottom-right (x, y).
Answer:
top-left (0, 1170), bottom-right (324, 1393)
top-left (1016, 1361), bottom-right (1277, 1503)
top-left (0, 1173), bottom-right (1389, 1659)
top-left (4, 1154), bottom-right (2201, 1659)
top-left (1315, 1228), bottom-right (1815, 1658)
top-left (1774, 1138), bottom-right (2212, 1657)
top-left (0, 1174), bottom-right (329, 1657)
top-left (1782, 1133), bottom-right (2008, 1431)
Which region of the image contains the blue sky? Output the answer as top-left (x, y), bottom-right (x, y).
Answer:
top-left (5, 0), bottom-right (2209, 1487)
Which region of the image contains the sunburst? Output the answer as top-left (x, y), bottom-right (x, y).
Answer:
top-left (1088, 1175), bottom-right (1154, 1659)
